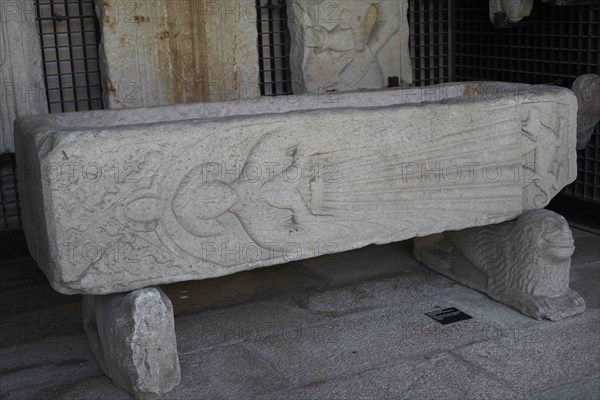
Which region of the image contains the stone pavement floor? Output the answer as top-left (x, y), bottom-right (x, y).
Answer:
top-left (0, 228), bottom-right (598, 400)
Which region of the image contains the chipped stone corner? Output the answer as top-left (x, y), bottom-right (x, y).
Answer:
top-left (83, 287), bottom-right (181, 399)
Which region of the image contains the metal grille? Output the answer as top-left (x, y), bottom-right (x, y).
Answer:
top-left (256, 0), bottom-right (293, 96)
top-left (454, 0), bottom-right (600, 203)
top-left (34, 0), bottom-right (104, 113)
top-left (0, 0), bottom-right (104, 232)
top-left (571, 132), bottom-right (600, 201)
top-left (409, 0), bottom-right (453, 86)
top-left (0, 154), bottom-right (22, 231)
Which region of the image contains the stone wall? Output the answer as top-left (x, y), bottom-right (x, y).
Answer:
top-left (0, 0), bottom-right (47, 153)
top-left (95, 0), bottom-right (260, 108)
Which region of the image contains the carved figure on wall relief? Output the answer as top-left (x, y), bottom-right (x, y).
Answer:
top-left (571, 74), bottom-right (600, 149)
top-left (489, 0), bottom-right (535, 24)
top-left (288, 0), bottom-right (413, 92)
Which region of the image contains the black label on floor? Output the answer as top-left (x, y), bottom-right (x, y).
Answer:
top-left (425, 307), bottom-right (472, 325)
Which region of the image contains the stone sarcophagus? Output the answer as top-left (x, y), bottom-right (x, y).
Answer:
top-left (14, 82), bottom-right (577, 295)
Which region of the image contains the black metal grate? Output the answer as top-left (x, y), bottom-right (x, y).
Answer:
top-left (409, 0), bottom-right (453, 86)
top-left (0, 0), bottom-right (105, 232)
top-left (256, 0), bottom-right (293, 96)
top-left (0, 154), bottom-right (22, 231)
top-left (34, 0), bottom-right (104, 113)
top-left (454, 0), bottom-right (600, 203)
top-left (571, 131), bottom-right (600, 201)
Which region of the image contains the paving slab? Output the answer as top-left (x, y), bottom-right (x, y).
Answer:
top-left (297, 266), bottom-right (459, 316)
top-left (571, 258), bottom-right (600, 310)
top-left (425, 286), bottom-right (545, 335)
top-left (243, 303), bottom-right (502, 387)
top-left (0, 336), bottom-right (100, 396)
top-left (0, 302), bottom-right (83, 349)
top-left (571, 228), bottom-right (598, 240)
top-left (163, 345), bottom-right (289, 400)
top-left (294, 241), bottom-right (423, 287)
top-left (571, 233), bottom-right (600, 267)
top-left (516, 375), bottom-right (600, 400)
top-left (0, 231), bottom-right (597, 399)
top-left (259, 351), bottom-right (516, 400)
top-left (162, 262), bottom-right (321, 316)
top-left (176, 299), bottom-right (323, 354)
top-left (3, 375), bottom-right (130, 400)
top-left (0, 283), bottom-right (80, 318)
top-left (452, 310), bottom-right (600, 396)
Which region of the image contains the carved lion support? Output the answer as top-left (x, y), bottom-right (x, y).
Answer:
top-left (414, 209), bottom-right (586, 320)
top-left (82, 287), bottom-right (181, 399)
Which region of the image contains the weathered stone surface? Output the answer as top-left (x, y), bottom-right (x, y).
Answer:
top-left (82, 287), bottom-right (181, 399)
top-left (162, 262), bottom-right (320, 316)
top-left (294, 241), bottom-right (421, 286)
top-left (175, 300), bottom-right (323, 353)
top-left (258, 352), bottom-right (517, 400)
top-left (569, 231), bottom-right (600, 310)
top-left (244, 305), bottom-right (501, 387)
top-left (298, 272), bottom-right (459, 316)
top-left (571, 74), bottom-right (600, 149)
top-left (163, 346), bottom-right (288, 400)
top-left (0, 0), bottom-right (47, 153)
top-left (288, 0), bottom-right (412, 93)
top-left (489, 0), bottom-right (534, 24)
top-left (0, 335), bottom-right (101, 395)
top-left (414, 209), bottom-right (586, 320)
top-left (453, 311), bottom-right (600, 395)
top-left (94, 0), bottom-right (259, 108)
top-left (14, 82), bottom-right (577, 295)
top-left (517, 375), bottom-right (600, 400)
top-left (0, 302), bottom-right (83, 349)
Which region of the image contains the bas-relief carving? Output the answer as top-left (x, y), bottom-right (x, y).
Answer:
top-left (520, 103), bottom-right (571, 209)
top-left (571, 74), bottom-right (600, 150)
top-left (102, 113), bottom-right (516, 266)
top-left (288, 0), bottom-right (412, 93)
top-left (414, 209), bottom-right (585, 320)
top-left (489, 0), bottom-right (535, 24)
top-left (15, 83), bottom-right (577, 294)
